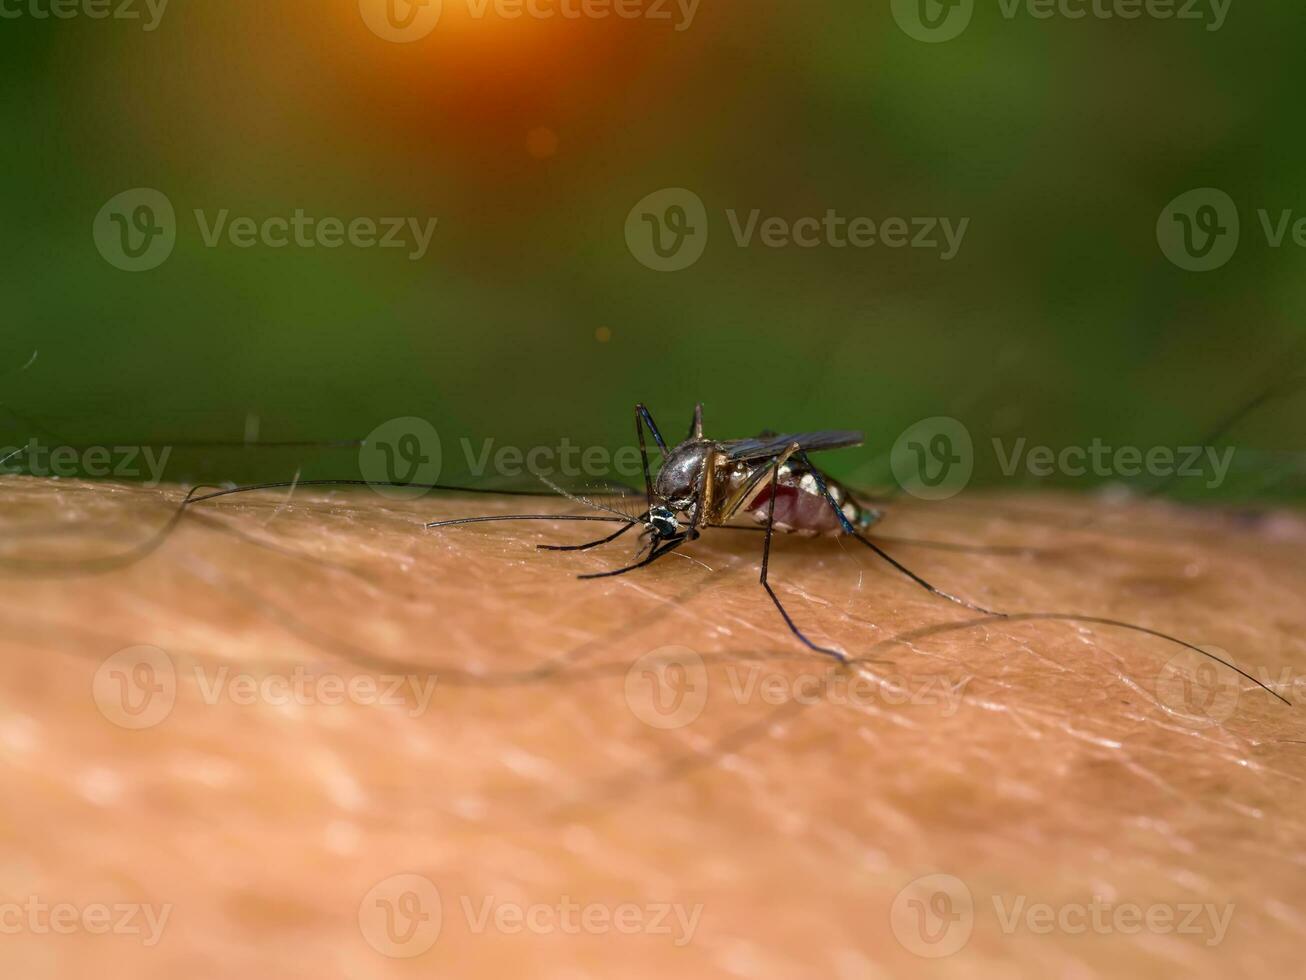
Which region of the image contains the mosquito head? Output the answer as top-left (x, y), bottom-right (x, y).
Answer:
top-left (646, 505), bottom-right (681, 539)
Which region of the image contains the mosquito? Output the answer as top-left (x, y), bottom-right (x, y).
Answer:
top-left (427, 404), bottom-right (888, 657)
top-left (425, 402), bottom-right (1286, 704)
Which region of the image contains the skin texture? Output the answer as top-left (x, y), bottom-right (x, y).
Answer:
top-left (1, 475), bottom-right (1304, 979)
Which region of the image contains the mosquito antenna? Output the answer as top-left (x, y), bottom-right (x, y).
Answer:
top-left (534, 472), bottom-right (638, 523)
top-left (186, 478), bottom-right (637, 507)
top-left (426, 514), bottom-right (631, 531)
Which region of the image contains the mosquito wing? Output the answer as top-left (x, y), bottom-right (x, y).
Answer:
top-left (720, 430), bottom-right (864, 462)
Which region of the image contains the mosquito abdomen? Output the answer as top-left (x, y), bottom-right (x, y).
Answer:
top-left (746, 472), bottom-right (870, 537)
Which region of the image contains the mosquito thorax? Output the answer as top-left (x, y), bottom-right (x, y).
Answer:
top-left (653, 440), bottom-right (713, 506)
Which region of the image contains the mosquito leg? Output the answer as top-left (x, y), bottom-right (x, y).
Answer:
top-left (635, 402), bottom-right (670, 513)
top-left (703, 523), bottom-right (1042, 557)
top-left (538, 521), bottom-right (639, 552)
top-left (684, 448), bottom-right (713, 539)
top-left (798, 449), bottom-right (1004, 617)
top-left (635, 407), bottom-right (655, 507)
top-left (759, 445), bottom-right (847, 663)
top-left (577, 533), bottom-right (687, 579)
top-left (852, 533), bottom-right (1004, 616)
top-left (635, 403), bottom-right (669, 455)
top-left (793, 457), bottom-right (1286, 706)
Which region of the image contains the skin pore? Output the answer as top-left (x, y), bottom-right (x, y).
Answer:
top-left (2, 475), bottom-right (1305, 978)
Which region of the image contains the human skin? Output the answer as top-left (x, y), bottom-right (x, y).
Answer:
top-left (1, 476), bottom-right (1304, 979)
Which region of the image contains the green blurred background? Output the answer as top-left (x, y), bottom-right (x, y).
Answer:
top-left (0, 0), bottom-right (1301, 499)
